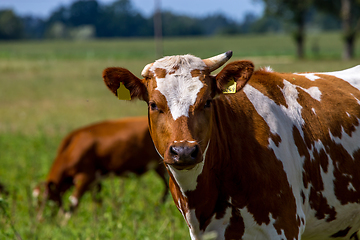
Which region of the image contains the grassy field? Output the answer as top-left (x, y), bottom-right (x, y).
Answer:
top-left (0, 32), bottom-right (360, 239)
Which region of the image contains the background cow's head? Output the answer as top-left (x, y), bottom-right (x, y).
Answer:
top-left (103, 51), bottom-right (254, 170)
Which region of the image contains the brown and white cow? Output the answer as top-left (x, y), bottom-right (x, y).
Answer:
top-left (33, 116), bottom-right (168, 217)
top-left (103, 52), bottom-right (360, 240)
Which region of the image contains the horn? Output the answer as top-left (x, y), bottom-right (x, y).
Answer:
top-left (203, 51), bottom-right (233, 72)
top-left (141, 63), bottom-right (154, 77)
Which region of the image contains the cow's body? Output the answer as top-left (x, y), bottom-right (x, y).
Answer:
top-left (33, 116), bottom-right (168, 215)
top-left (103, 52), bottom-right (360, 240)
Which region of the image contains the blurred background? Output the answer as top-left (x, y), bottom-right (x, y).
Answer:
top-left (1, 0), bottom-right (359, 59)
top-left (0, 0), bottom-right (359, 239)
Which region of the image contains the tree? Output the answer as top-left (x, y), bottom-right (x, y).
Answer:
top-left (96, 0), bottom-right (151, 37)
top-left (259, 0), bottom-right (313, 59)
top-left (21, 16), bottom-right (46, 39)
top-left (69, 0), bottom-right (100, 26)
top-left (161, 12), bottom-right (203, 36)
top-left (47, 6), bottom-right (69, 26)
top-left (314, 0), bottom-right (360, 59)
top-left (0, 10), bottom-right (23, 40)
top-left (340, 0), bottom-right (360, 59)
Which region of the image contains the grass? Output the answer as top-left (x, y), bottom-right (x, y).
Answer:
top-left (0, 31), bottom-right (360, 239)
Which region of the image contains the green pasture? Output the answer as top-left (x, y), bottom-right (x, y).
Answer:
top-left (0, 32), bottom-right (360, 239)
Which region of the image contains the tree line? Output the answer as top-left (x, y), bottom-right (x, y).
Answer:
top-left (260, 0), bottom-right (360, 59)
top-left (0, 0), bottom-right (358, 59)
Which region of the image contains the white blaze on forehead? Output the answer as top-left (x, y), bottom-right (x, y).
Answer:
top-left (151, 55), bottom-right (207, 120)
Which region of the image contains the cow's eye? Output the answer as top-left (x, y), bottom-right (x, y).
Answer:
top-left (150, 102), bottom-right (164, 113)
top-left (204, 99), bottom-right (212, 109)
top-left (150, 102), bottom-right (158, 111)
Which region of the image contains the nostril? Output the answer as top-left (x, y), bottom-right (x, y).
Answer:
top-left (168, 144), bottom-right (200, 163)
top-left (190, 145), bottom-right (199, 159)
top-left (170, 146), bottom-right (179, 156)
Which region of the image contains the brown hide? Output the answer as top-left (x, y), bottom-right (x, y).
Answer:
top-left (102, 53), bottom-right (360, 240)
top-left (34, 116), bottom-right (168, 215)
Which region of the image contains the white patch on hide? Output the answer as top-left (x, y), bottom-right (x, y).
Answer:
top-left (295, 73), bottom-right (321, 81)
top-left (322, 65), bottom-right (360, 91)
top-left (299, 86), bottom-right (322, 101)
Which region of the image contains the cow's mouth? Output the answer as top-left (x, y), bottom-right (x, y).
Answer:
top-left (166, 161), bottom-right (199, 170)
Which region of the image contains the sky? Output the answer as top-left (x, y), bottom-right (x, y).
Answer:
top-left (0, 0), bottom-right (264, 22)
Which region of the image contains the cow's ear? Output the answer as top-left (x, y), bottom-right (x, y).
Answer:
top-left (214, 60), bottom-right (254, 94)
top-left (102, 67), bottom-right (148, 101)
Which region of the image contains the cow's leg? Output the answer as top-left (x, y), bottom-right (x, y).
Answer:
top-left (155, 165), bottom-right (169, 203)
top-left (91, 181), bottom-right (102, 205)
top-left (351, 232), bottom-right (359, 240)
top-left (42, 182), bottom-right (65, 218)
top-left (68, 172), bottom-right (95, 213)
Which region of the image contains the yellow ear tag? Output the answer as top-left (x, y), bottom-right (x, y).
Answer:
top-left (117, 83), bottom-right (131, 100)
top-left (223, 79), bottom-right (237, 94)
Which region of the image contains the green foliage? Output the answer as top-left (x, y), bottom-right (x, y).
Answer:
top-left (5, 0), bottom-right (359, 41)
top-left (0, 10), bottom-right (23, 40)
top-left (0, 133), bottom-right (188, 240)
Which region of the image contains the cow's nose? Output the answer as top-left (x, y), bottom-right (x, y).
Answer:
top-left (169, 144), bottom-right (199, 162)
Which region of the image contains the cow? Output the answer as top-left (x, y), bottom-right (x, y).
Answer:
top-left (33, 116), bottom-right (168, 219)
top-left (102, 51), bottom-right (360, 240)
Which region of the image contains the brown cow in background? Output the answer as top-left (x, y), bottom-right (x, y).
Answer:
top-left (33, 116), bottom-right (168, 218)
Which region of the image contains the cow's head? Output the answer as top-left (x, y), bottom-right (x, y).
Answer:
top-left (103, 51), bottom-right (254, 170)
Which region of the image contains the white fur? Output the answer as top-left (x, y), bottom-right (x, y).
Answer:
top-left (329, 124), bottom-right (360, 157)
top-left (240, 208), bottom-right (287, 240)
top-left (32, 189), bottom-right (40, 198)
top-left (244, 77), bottom-right (360, 239)
top-left (69, 195), bottom-right (78, 206)
top-left (299, 86), bottom-right (322, 101)
top-left (167, 141), bottom-right (210, 197)
top-left (296, 66), bottom-right (360, 92)
top-left (348, 182), bottom-right (356, 192)
top-left (351, 94), bottom-right (360, 105)
top-left (151, 55), bottom-right (207, 120)
top-left (187, 207), bottom-right (232, 240)
top-left (244, 81), bottom-right (307, 237)
top-left (167, 162), bottom-right (204, 196)
top-left (295, 73), bottom-right (320, 81)
top-left (262, 66), bottom-right (274, 72)
top-left (322, 65), bottom-right (360, 91)
top-left (205, 207), bottom-right (232, 240)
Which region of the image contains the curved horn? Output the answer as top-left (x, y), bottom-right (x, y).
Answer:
top-left (141, 63), bottom-right (154, 77)
top-left (203, 50), bottom-right (233, 72)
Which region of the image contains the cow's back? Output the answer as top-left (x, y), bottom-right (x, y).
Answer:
top-left (227, 67), bottom-right (360, 239)
top-left (90, 117), bottom-right (159, 175)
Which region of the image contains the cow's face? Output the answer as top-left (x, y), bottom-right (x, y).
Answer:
top-left (103, 52), bottom-right (254, 170)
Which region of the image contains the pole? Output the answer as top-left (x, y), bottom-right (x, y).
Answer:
top-left (154, 0), bottom-right (163, 58)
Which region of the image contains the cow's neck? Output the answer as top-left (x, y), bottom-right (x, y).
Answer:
top-left (168, 95), bottom-right (249, 233)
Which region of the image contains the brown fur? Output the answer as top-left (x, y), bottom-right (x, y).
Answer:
top-left (102, 56), bottom-right (360, 239)
top-left (34, 117), bottom-right (168, 216)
